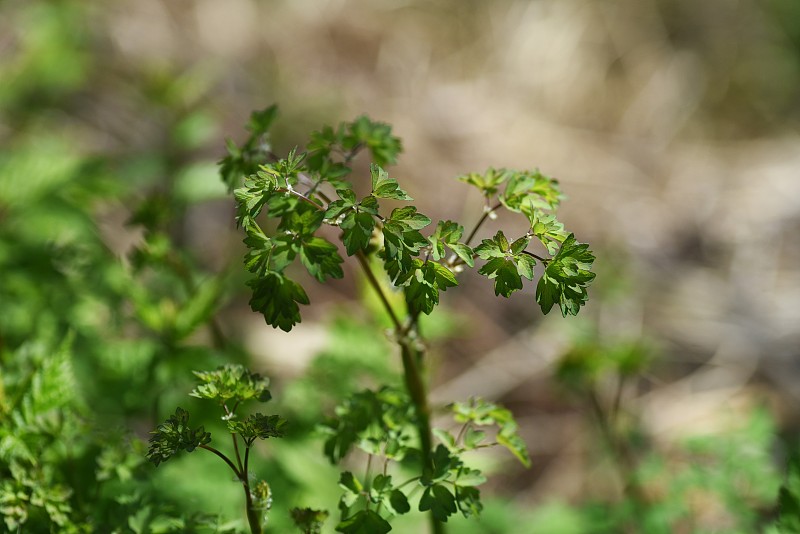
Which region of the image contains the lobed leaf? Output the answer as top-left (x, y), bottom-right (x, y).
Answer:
top-left (370, 164), bottom-right (411, 200)
top-left (146, 408), bottom-right (211, 466)
top-left (535, 233), bottom-right (595, 317)
top-left (227, 413), bottom-right (287, 442)
top-left (247, 271), bottom-right (309, 332)
top-left (190, 364), bottom-right (272, 405)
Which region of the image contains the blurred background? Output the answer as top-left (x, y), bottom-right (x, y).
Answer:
top-left (2, 0), bottom-right (800, 532)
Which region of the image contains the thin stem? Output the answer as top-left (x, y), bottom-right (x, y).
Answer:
top-left (520, 250), bottom-right (549, 264)
top-left (275, 187), bottom-right (326, 211)
top-left (463, 203), bottom-right (502, 246)
top-left (455, 422), bottom-right (470, 446)
top-left (199, 444), bottom-right (240, 478)
top-left (365, 454), bottom-right (374, 511)
top-left (355, 251), bottom-right (402, 332)
top-left (223, 404), bottom-right (245, 473)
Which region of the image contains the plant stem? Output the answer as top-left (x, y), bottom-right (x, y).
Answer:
top-left (355, 251), bottom-right (402, 331)
top-left (586, 389), bottom-right (647, 533)
top-left (355, 254), bottom-right (445, 534)
top-left (242, 444), bottom-right (263, 534)
top-left (463, 203), bottom-right (502, 246)
top-left (200, 444), bottom-right (240, 477)
top-left (400, 339), bottom-right (444, 534)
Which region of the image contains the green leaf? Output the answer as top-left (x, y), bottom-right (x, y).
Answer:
top-left (320, 388), bottom-right (415, 463)
top-left (449, 243), bottom-right (474, 267)
top-left (457, 168), bottom-right (508, 197)
top-left (371, 164), bottom-right (412, 200)
top-left (278, 202), bottom-right (325, 236)
top-left (146, 408), bottom-right (211, 466)
top-left (345, 116), bottom-right (403, 166)
top-left (387, 206), bottom-right (430, 230)
top-left (454, 486), bottom-right (482, 518)
top-left (227, 413), bottom-right (287, 442)
top-left (335, 510), bottom-right (391, 534)
top-left (338, 471), bottom-right (363, 496)
top-left (529, 212), bottom-right (568, 255)
top-left (500, 169), bottom-right (563, 212)
top-left (300, 236), bottom-right (344, 282)
top-left (463, 428), bottom-right (486, 449)
top-left (389, 489), bottom-right (410, 515)
top-left (190, 364), bottom-right (272, 404)
top-left (247, 104), bottom-right (279, 135)
top-left (405, 261), bottom-right (458, 315)
top-left (426, 444), bottom-right (460, 484)
top-left (515, 253), bottom-right (537, 281)
top-left (474, 231), bottom-right (509, 260)
top-left (497, 429), bottom-right (531, 468)
top-left (419, 484), bottom-right (457, 522)
top-left (454, 467), bottom-right (486, 487)
top-left (247, 271), bottom-right (309, 331)
top-left (451, 398), bottom-right (531, 467)
top-left (478, 257), bottom-right (523, 297)
top-left (340, 211), bottom-right (375, 256)
top-left (433, 428), bottom-right (458, 451)
top-left (535, 233), bottom-right (595, 317)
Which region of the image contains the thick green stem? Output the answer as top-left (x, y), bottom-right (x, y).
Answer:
top-left (355, 255), bottom-right (445, 533)
top-left (399, 336), bottom-right (444, 534)
top-left (244, 484), bottom-right (262, 534)
top-left (242, 445), bottom-right (264, 534)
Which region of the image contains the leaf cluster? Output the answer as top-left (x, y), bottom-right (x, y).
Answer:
top-left (441, 398), bottom-right (532, 468)
top-left (226, 113), bottom-right (595, 334)
top-left (146, 407), bottom-right (211, 467)
top-left (320, 387), bottom-right (416, 464)
top-left (147, 364), bottom-right (285, 467)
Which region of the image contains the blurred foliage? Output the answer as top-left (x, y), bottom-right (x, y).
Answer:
top-left (1, 0), bottom-right (798, 532)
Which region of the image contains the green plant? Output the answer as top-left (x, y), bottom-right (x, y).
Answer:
top-left (147, 364), bottom-right (288, 534)
top-left (221, 106), bottom-right (596, 532)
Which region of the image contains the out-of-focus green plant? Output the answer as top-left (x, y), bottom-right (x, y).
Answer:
top-left (147, 364), bottom-right (288, 534)
top-left (554, 335), bottom-right (781, 533)
top-left (221, 106), bottom-right (595, 533)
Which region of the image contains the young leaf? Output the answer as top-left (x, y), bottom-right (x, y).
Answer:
top-left (146, 408), bottom-right (211, 466)
top-left (345, 116), bottom-right (402, 166)
top-left (535, 233), bottom-right (595, 317)
top-left (451, 398), bottom-right (531, 467)
top-left (428, 220), bottom-right (474, 267)
top-left (247, 271), bottom-right (309, 332)
top-left (500, 170), bottom-right (563, 212)
top-left (371, 164), bottom-right (412, 200)
top-left (227, 413), bottom-right (287, 442)
top-left (191, 364), bottom-right (272, 405)
top-left (457, 168), bottom-right (508, 197)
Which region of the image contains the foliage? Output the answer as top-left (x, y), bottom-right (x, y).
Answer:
top-left (221, 107), bottom-right (595, 532)
top-left (147, 365), bottom-right (288, 534)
